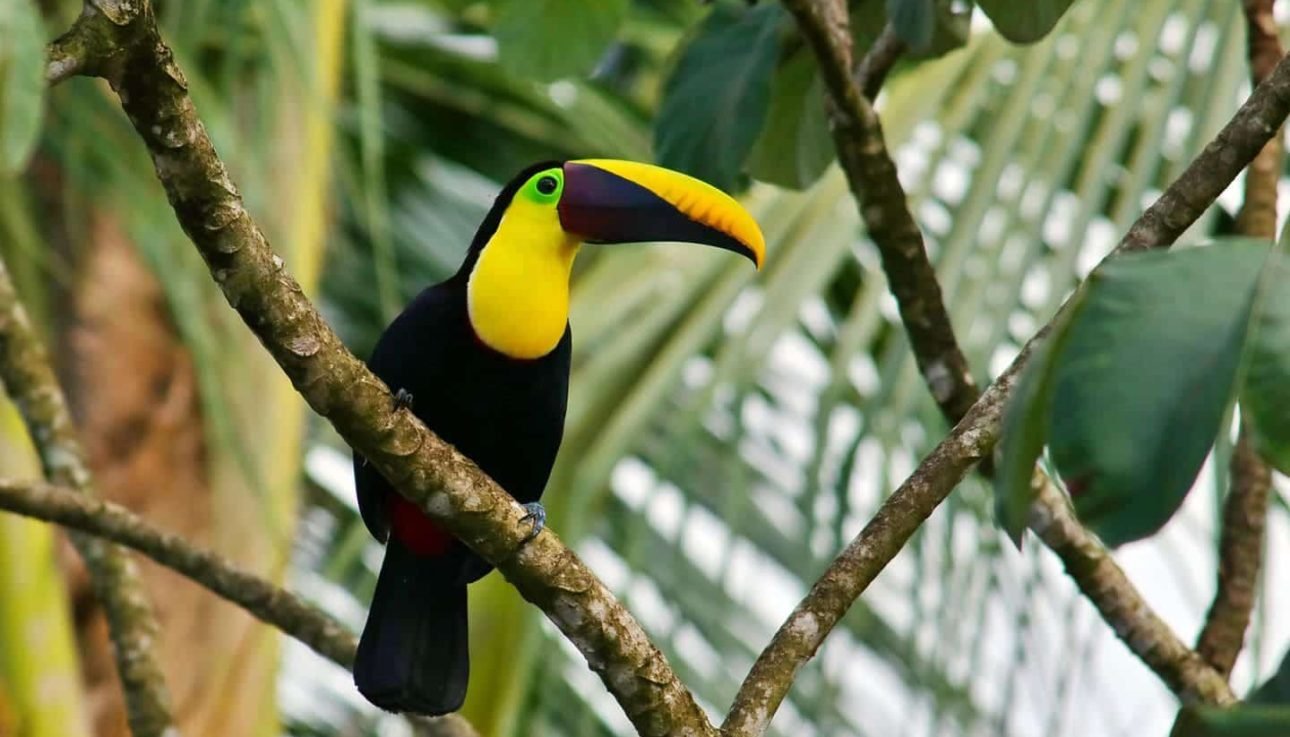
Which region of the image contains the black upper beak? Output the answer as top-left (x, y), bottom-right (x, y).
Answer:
top-left (557, 160), bottom-right (764, 268)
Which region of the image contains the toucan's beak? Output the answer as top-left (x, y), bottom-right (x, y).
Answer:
top-left (558, 159), bottom-right (765, 269)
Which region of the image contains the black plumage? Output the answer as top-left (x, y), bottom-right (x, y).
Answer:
top-left (352, 162), bottom-right (571, 716)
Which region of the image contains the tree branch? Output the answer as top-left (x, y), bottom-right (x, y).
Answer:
top-left (854, 24), bottom-right (906, 101)
top-left (780, 0), bottom-right (981, 423)
top-left (1194, 0), bottom-right (1281, 681)
top-left (723, 384), bottom-right (1008, 736)
top-left (44, 4), bottom-right (714, 735)
top-left (1195, 427), bottom-right (1273, 679)
top-left (1028, 483), bottom-right (1236, 704)
top-left (722, 1), bottom-right (1290, 731)
top-left (0, 268), bottom-right (175, 733)
top-left (0, 478), bottom-right (479, 737)
top-left (0, 479), bottom-right (354, 666)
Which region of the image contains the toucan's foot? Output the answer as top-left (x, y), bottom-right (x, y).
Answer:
top-left (519, 502), bottom-right (546, 543)
top-left (392, 388), bottom-right (414, 412)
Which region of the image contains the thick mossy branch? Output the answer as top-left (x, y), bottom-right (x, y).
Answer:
top-left (0, 479), bottom-right (480, 737)
top-left (0, 261), bottom-right (176, 735)
top-left (45, 5), bottom-right (713, 736)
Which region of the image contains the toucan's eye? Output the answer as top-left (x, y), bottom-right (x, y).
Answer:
top-left (536, 176), bottom-right (558, 195)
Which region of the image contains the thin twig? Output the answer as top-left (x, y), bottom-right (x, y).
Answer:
top-left (0, 478), bottom-right (480, 737)
top-left (722, 2), bottom-right (1290, 731)
top-left (0, 268), bottom-right (176, 734)
top-left (854, 24), bottom-right (906, 100)
top-left (1194, 0), bottom-right (1281, 680)
top-left (0, 479), bottom-right (355, 666)
top-left (45, 4), bottom-right (715, 735)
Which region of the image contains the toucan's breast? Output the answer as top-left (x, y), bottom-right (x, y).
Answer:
top-left (354, 281), bottom-right (571, 571)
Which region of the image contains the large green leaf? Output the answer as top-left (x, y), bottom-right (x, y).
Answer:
top-left (853, 0), bottom-right (970, 58)
top-left (654, 3), bottom-right (782, 191)
top-left (0, 0), bottom-right (44, 174)
top-left (1250, 648), bottom-right (1290, 704)
top-left (493, 0), bottom-right (629, 82)
top-left (746, 50), bottom-right (834, 189)
top-left (993, 296), bottom-right (1086, 545)
top-left (1175, 706), bottom-right (1290, 737)
top-left (1047, 242), bottom-right (1270, 546)
top-left (1240, 253), bottom-right (1290, 474)
top-left (976, 0), bottom-right (1077, 43)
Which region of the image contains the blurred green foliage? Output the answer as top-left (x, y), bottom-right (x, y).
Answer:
top-left (7, 1), bottom-right (1290, 736)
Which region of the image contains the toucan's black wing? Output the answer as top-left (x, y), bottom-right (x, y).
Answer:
top-left (353, 280), bottom-right (571, 564)
top-left (354, 284), bottom-right (459, 542)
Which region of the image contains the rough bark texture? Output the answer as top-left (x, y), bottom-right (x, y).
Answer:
top-left (780, 0), bottom-right (981, 423)
top-left (1197, 427), bottom-right (1272, 678)
top-left (0, 256), bottom-right (176, 737)
top-left (1193, 0), bottom-right (1281, 680)
top-left (45, 5), bottom-right (715, 735)
top-left (0, 479), bottom-right (481, 737)
top-left (1028, 484), bottom-right (1237, 704)
top-left (1115, 49), bottom-right (1290, 255)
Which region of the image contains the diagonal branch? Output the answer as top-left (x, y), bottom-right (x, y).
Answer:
top-left (0, 266), bottom-right (175, 734)
top-left (854, 24), bottom-right (906, 100)
top-left (1194, 0), bottom-right (1281, 681)
top-left (1028, 483), bottom-right (1237, 704)
top-left (0, 478), bottom-right (479, 737)
top-left (722, 1), bottom-right (1290, 732)
top-left (44, 4), bottom-right (714, 735)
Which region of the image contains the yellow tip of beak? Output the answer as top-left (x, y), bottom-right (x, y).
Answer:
top-left (571, 159), bottom-right (766, 269)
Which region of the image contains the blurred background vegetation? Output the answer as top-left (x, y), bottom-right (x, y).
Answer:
top-left (1, 0), bottom-right (1288, 736)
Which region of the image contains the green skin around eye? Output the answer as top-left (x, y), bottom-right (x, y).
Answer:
top-left (524, 169), bottom-right (563, 204)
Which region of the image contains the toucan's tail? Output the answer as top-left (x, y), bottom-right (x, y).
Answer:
top-left (354, 537), bottom-right (469, 716)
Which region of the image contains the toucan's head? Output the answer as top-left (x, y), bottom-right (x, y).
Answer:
top-left (460, 159), bottom-right (764, 360)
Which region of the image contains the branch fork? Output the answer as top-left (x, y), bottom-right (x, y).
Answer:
top-left (18, 1), bottom-right (1288, 736)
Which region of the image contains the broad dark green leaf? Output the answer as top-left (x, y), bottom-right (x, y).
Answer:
top-left (993, 297), bottom-right (1086, 545)
top-left (493, 0), bottom-right (629, 82)
top-left (1240, 254), bottom-right (1290, 474)
top-left (852, 0), bottom-right (970, 58)
top-left (0, 0), bottom-right (45, 174)
top-left (654, 4), bottom-right (783, 191)
top-left (1250, 648), bottom-right (1290, 705)
top-left (1049, 242), bottom-right (1270, 546)
top-left (888, 0), bottom-right (935, 50)
top-left (746, 51), bottom-right (834, 189)
top-left (976, 0), bottom-right (1076, 43)
top-left (1175, 706), bottom-right (1290, 737)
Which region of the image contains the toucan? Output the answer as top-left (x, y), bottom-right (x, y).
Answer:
top-left (351, 159), bottom-right (764, 716)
